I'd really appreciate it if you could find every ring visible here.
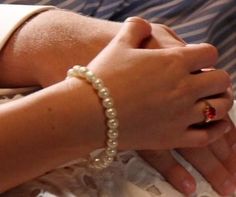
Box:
[203,101,216,123]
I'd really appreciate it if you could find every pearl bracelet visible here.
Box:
[66,65,119,170]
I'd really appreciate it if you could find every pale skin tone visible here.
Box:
[0,10,235,195]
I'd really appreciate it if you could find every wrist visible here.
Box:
[0,9,122,87]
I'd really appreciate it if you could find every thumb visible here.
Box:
[113,17,152,48]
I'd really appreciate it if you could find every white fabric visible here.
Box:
[0,4,54,51]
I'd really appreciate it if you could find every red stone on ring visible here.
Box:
[204,103,216,123]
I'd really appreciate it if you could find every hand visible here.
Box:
[179,126,236,196]
[140,116,236,196]
[136,19,236,196]
[2,10,231,149]
[139,125,236,196]
[86,17,232,150]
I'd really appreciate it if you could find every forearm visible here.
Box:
[0,9,121,87]
[0,78,106,192]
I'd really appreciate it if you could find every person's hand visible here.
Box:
[2,10,231,149]
[179,125,236,196]
[140,120,236,196]
[132,19,236,196]
[86,17,232,150]
[1,9,234,194]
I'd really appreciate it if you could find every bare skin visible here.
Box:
[0,10,235,196]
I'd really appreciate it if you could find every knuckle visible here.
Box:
[170,50,185,64]
[159,24,171,31]
[201,43,219,60]
[176,79,192,97]
[157,23,169,29]
[217,70,231,89]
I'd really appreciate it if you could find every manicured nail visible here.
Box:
[182,180,195,194]
[222,179,236,195]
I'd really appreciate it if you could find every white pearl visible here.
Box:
[98,88,109,99]
[73,65,81,70]
[105,108,117,119]
[107,129,119,139]
[107,139,118,148]
[85,70,97,82]
[92,78,104,90]
[92,157,101,166]
[78,67,88,77]
[102,154,114,164]
[66,66,119,170]
[102,97,114,108]
[107,119,119,129]
[106,147,117,157]
[91,157,104,169]
[72,65,82,75]
[67,68,77,77]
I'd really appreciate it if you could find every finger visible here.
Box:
[148,24,185,49]
[224,116,236,155]
[187,70,231,99]
[179,120,232,148]
[165,43,218,72]
[209,137,236,184]
[179,147,236,196]
[210,137,231,163]
[222,118,236,183]
[158,24,187,44]
[113,17,152,48]
[191,90,234,124]
[226,126,236,150]
[138,150,196,195]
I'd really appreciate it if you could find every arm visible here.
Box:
[0,9,121,87]
[0,8,234,196]
[0,76,108,192]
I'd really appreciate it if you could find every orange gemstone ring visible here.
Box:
[203,101,216,123]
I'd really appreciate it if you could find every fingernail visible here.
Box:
[222,179,236,195]
[182,180,195,194]
[185,44,198,47]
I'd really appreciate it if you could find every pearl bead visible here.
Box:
[92,157,101,166]
[105,108,117,119]
[92,79,104,90]
[85,70,96,82]
[107,139,118,148]
[98,88,109,99]
[102,154,114,164]
[72,65,81,74]
[73,65,80,70]
[106,147,117,157]
[102,97,113,108]
[67,68,77,77]
[107,129,119,139]
[107,119,119,129]
[92,157,105,169]
[78,67,88,77]
[66,66,119,170]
